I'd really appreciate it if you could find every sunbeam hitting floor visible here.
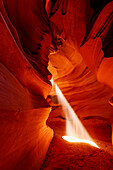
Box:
[51,79,99,148]
[41,135,113,169]
[41,79,113,169]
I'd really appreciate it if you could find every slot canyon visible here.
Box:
[0,0,113,169]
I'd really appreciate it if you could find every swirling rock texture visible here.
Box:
[0,0,113,169]
[46,0,113,168]
[0,0,53,169]
[48,0,113,121]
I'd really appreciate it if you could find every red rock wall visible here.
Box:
[0,1,53,169]
[2,0,52,81]
[48,0,113,122]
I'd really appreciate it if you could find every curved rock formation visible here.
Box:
[48,0,113,122]
[0,1,53,169]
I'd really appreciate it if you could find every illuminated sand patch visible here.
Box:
[62,136,99,148]
[51,79,99,149]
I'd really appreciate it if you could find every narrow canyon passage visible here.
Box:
[0,0,113,169]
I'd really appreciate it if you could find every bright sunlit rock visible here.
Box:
[62,136,100,148]
[50,78,54,86]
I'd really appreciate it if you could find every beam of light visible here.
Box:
[51,78,99,149]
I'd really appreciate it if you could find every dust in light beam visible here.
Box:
[51,78,99,149]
